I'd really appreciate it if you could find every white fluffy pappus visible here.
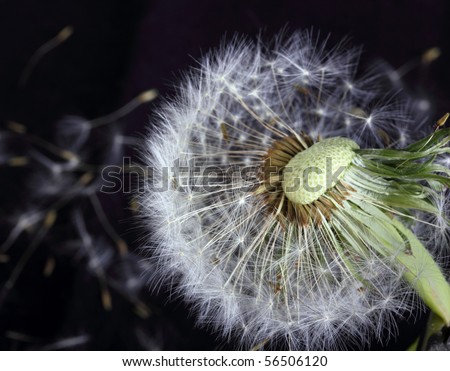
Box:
[139,31,450,350]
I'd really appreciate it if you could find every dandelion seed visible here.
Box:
[40,334,90,351]
[19,25,74,87]
[1,209,45,253]
[55,89,157,151]
[140,31,450,350]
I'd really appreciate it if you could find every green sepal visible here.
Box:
[389,218,450,326]
[347,200,450,326]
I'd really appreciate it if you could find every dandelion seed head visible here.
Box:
[140,31,450,349]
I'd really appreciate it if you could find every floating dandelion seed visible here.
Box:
[140,31,450,350]
[0,86,159,348]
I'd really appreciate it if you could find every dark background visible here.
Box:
[0,0,449,350]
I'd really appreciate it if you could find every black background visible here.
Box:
[0,0,449,350]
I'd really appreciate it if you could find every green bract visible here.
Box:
[286,128,450,326]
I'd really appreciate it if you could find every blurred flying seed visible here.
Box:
[116,238,128,256]
[90,89,158,128]
[19,25,74,86]
[421,47,441,65]
[44,210,57,228]
[7,121,27,134]
[43,257,56,277]
[134,302,151,318]
[101,286,112,312]
[7,156,28,167]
